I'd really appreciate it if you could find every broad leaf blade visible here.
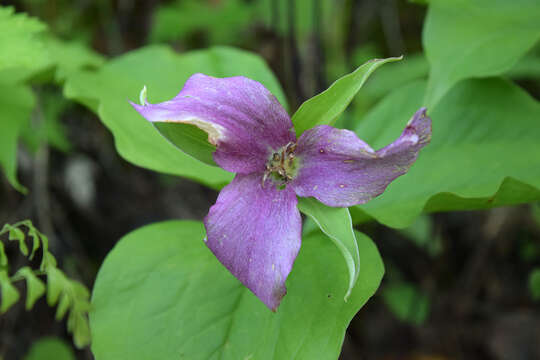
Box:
[64,45,287,188]
[353,78,540,228]
[90,220,383,360]
[423,0,540,107]
[292,56,402,136]
[297,197,360,301]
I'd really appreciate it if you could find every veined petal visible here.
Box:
[131,74,295,173]
[204,173,302,311]
[291,107,431,207]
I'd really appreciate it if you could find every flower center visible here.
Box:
[263,142,298,187]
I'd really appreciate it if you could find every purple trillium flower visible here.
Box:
[131,74,431,311]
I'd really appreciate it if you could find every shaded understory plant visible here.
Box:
[131,73,431,310]
[0,221,90,348]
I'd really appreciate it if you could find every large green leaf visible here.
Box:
[64,45,287,188]
[353,78,540,228]
[297,197,360,301]
[423,0,540,107]
[0,83,35,192]
[90,220,383,360]
[292,57,402,136]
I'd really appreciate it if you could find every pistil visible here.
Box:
[263,142,298,187]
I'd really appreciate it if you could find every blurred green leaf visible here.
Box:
[0,270,20,313]
[382,281,430,325]
[24,337,75,360]
[90,220,383,360]
[0,83,35,192]
[351,53,429,127]
[46,266,65,306]
[423,0,540,107]
[0,34,104,85]
[292,57,402,136]
[353,78,540,228]
[529,268,540,301]
[297,197,361,301]
[45,36,105,83]
[22,91,71,153]
[15,267,46,310]
[8,226,28,255]
[0,7,49,72]
[256,0,336,42]
[507,54,540,80]
[64,45,287,188]
[1,220,90,347]
[399,215,442,257]
[150,0,254,45]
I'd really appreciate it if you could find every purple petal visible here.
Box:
[204,173,302,311]
[131,74,295,174]
[291,107,431,207]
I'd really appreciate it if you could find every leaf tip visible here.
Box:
[139,85,148,106]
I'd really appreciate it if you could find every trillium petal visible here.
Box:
[291,107,431,207]
[131,74,295,173]
[204,173,302,311]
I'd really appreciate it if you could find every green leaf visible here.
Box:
[45,36,105,83]
[423,0,540,107]
[0,270,19,313]
[353,78,540,228]
[8,226,28,256]
[22,91,71,153]
[0,35,105,86]
[292,57,402,136]
[69,308,91,349]
[152,122,216,166]
[23,337,76,360]
[399,215,442,257]
[297,197,360,301]
[64,45,287,188]
[382,281,430,325]
[0,7,49,72]
[15,267,46,310]
[90,220,384,360]
[55,292,71,320]
[529,268,540,301]
[46,267,65,306]
[0,83,35,192]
